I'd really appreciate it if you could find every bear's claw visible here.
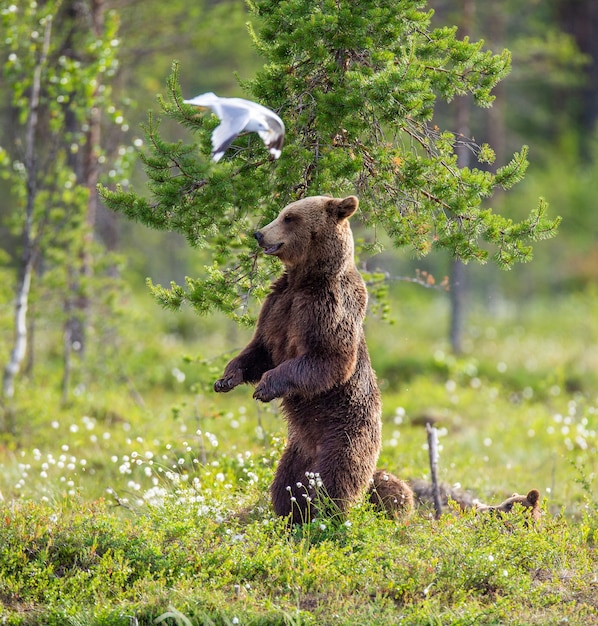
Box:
[253,383,275,402]
[214,377,235,392]
[214,367,244,393]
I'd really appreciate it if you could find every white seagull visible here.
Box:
[183,92,285,162]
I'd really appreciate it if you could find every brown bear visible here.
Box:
[476,489,541,522]
[214,195,413,523]
[409,479,541,522]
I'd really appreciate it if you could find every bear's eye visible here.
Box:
[283,214,295,224]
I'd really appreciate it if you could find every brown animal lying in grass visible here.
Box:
[376,477,542,522]
[475,489,541,522]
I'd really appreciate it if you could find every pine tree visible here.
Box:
[100,0,560,323]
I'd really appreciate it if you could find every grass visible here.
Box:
[0,285,597,625]
[1,481,596,624]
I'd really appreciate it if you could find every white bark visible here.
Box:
[3,265,33,399]
[2,17,52,408]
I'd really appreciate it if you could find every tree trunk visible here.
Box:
[449,0,474,355]
[449,258,466,355]
[1,17,52,428]
[2,263,34,399]
[557,0,598,157]
[24,297,36,378]
[61,0,104,400]
[80,0,104,342]
[483,3,506,309]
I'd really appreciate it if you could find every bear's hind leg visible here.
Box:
[313,447,378,519]
[271,441,315,524]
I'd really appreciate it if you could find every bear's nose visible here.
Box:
[254,231,263,243]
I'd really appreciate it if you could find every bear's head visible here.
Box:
[254,195,359,269]
[476,489,541,522]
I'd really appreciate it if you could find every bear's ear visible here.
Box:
[330,195,359,221]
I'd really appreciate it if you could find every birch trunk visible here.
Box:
[3,263,33,401]
[1,16,52,425]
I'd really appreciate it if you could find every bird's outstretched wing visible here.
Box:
[184,93,284,161]
[210,105,252,162]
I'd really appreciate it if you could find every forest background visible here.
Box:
[0,0,597,624]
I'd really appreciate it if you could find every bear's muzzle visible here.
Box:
[254,231,283,255]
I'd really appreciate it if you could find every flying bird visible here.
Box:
[183,92,285,162]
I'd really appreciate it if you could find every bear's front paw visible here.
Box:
[214,369,243,393]
[253,376,279,403]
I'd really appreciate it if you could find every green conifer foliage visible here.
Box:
[100,0,560,322]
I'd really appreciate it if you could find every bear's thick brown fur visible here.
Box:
[370,470,415,520]
[215,195,413,523]
[410,480,541,522]
[476,489,541,522]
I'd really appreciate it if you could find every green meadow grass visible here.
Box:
[0,287,597,625]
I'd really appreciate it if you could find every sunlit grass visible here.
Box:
[2,289,597,510]
[0,288,597,624]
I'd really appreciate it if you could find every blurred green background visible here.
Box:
[0,0,597,511]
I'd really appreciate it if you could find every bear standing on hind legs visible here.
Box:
[214,195,413,524]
